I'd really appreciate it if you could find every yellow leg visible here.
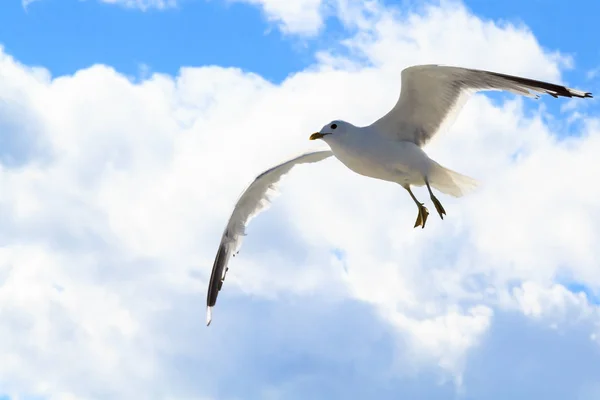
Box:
[404,185,429,229]
[426,180,446,219]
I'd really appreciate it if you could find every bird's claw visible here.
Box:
[431,196,446,219]
[414,203,429,229]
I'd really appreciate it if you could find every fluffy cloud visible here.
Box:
[229,0,327,36]
[226,0,382,37]
[1,1,600,399]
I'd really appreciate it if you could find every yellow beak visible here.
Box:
[309,132,324,140]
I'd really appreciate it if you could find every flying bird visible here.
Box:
[206,64,592,325]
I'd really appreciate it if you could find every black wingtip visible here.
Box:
[572,91,593,99]
[487,71,593,100]
[207,243,229,309]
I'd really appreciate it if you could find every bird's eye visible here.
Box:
[331,123,337,129]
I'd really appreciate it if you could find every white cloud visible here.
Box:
[1,1,600,399]
[229,0,327,36]
[224,0,383,37]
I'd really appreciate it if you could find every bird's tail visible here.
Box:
[427,162,479,198]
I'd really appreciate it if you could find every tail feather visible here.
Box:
[428,163,478,198]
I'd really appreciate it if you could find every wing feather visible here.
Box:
[371,64,592,147]
[206,150,333,326]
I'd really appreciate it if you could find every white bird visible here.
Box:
[206,64,592,325]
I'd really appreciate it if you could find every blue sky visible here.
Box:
[2,1,600,399]
[2,0,598,131]
[1,0,316,82]
[3,0,599,83]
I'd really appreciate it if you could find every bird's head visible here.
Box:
[309,120,351,142]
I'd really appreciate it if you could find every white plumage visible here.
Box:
[206,64,592,325]
[371,65,592,146]
[206,150,333,326]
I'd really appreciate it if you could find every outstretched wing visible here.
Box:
[206,150,334,326]
[371,64,592,147]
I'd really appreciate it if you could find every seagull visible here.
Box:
[206,64,592,325]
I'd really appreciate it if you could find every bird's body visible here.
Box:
[321,123,473,196]
[205,64,593,325]
[324,125,431,186]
